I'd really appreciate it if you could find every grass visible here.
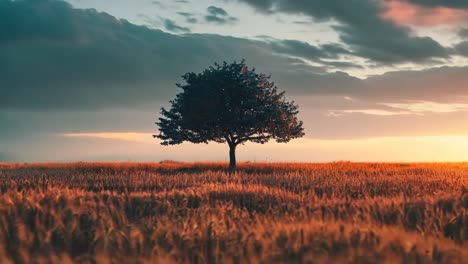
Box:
[0,162,467,263]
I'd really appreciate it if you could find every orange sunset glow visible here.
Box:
[381,0,468,26]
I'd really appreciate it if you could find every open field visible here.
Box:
[0,162,467,263]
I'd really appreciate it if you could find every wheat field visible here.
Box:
[0,162,467,263]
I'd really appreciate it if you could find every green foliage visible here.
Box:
[155,60,304,147]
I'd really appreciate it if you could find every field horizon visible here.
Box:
[3,160,468,168]
[1,162,467,263]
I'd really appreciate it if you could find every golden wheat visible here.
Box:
[0,162,467,263]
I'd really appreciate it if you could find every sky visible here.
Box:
[1,0,468,162]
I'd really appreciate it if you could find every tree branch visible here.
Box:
[224,135,232,145]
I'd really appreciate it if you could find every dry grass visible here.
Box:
[0,162,467,263]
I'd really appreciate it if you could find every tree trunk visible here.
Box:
[229,144,236,170]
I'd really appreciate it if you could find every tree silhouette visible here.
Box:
[154,60,304,169]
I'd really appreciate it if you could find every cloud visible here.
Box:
[234,0,450,64]
[62,132,152,143]
[1,0,182,110]
[406,0,468,9]
[177,12,198,24]
[382,101,468,113]
[459,28,468,38]
[2,1,468,123]
[454,41,468,56]
[163,18,191,33]
[363,66,468,102]
[279,64,468,111]
[1,0,363,111]
[205,6,238,25]
[268,40,351,60]
[264,39,361,68]
[3,0,468,162]
[207,6,228,17]
[151,1,166,9]
[328,100,468,118]
[381,0,468,27]
[328,109,414,116]
[4,1,464,109]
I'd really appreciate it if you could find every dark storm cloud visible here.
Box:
[2,0,372,111]
[234,0,450,64]
[2,0,468,113]
[205,6,238,25]
[0,0,183,110]
[163,18,191,32]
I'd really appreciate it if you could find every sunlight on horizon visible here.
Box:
[62,132,150,143]
[57,133,468,162]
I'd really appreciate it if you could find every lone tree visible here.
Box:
[154,60,304,169]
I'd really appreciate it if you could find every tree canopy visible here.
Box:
[155,60,304,169]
